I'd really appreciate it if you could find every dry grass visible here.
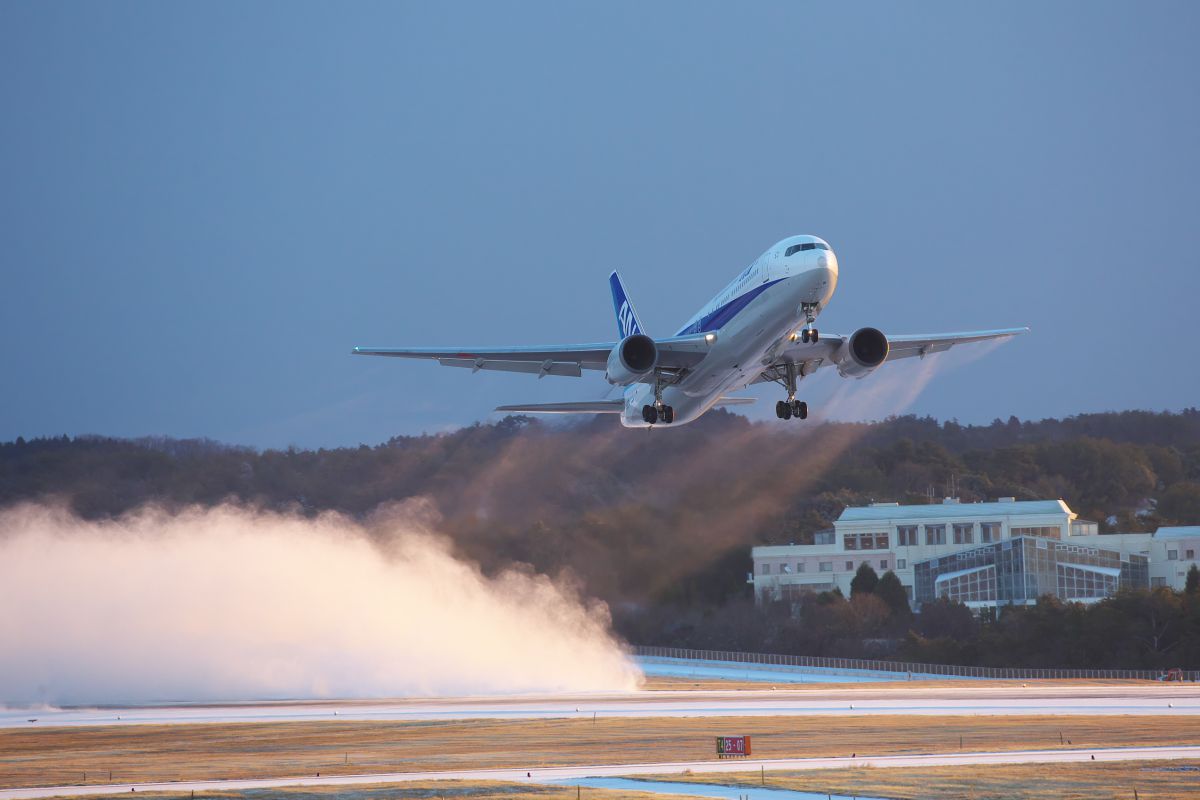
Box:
[6,715,1200,791]
[30,781,699,800]
[667,760,1200,800]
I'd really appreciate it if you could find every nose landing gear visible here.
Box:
[800,302,819,343]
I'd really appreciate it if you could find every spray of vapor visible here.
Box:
[820,337,1012,423]
[0,502,640,705]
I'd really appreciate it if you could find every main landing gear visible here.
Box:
[642,374,675,425]
[775,399,808,420]
[773,361,809,422]
[642,404,674,424]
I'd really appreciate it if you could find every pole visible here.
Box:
[761,765,765,785]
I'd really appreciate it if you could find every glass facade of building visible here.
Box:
[914,536,1150,610]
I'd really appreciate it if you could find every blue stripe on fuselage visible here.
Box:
[675,278,786,336]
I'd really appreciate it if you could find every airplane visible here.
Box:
[353,235,1027,428]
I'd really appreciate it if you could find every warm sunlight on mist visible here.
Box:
[0,501,640,705]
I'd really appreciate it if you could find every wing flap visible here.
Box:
[755,327,1028,384]
[438,358,584,378]
[354,332,717,380]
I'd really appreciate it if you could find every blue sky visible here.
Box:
[2,2,1197,448]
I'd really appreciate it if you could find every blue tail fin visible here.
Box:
[609,271,646,339]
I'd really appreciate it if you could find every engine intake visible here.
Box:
[606,334,658,385]
[836,327,890,378]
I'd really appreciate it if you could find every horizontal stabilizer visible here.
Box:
[496,400,624,415]
[713,396,756,406]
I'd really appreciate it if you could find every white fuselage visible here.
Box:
[619,235,838,428]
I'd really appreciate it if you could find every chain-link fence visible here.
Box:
[631,645,1197,681]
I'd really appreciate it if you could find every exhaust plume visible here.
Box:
[0,501,640,705]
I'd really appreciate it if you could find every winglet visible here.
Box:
[609,271,645,339]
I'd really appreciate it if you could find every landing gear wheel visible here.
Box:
[792,400,809,420]
[801,329,811,344]
[775,400,793,420]
[660,405,675,424]
[810,329,819,343]
[641,404,658,425]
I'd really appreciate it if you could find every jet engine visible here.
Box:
[605,334,658,385]
[835,327,890,378]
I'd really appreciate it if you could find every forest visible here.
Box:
[3,408,1200,667]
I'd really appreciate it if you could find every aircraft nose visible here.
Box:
[816,249,838,277]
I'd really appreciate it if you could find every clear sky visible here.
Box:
[2,2,1197,449]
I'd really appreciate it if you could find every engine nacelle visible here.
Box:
[605,334,658,385]
[835,327,890,378]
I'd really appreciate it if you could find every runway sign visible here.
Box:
[715,735,751,757]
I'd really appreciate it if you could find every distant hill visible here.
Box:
[3,409,1200,611]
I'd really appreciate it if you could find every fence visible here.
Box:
[631,644,1199,681]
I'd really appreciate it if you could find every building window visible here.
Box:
[845,533,888,551]
[819,562,832,573]
[1168,550,1179,560]
[846,561,854,571]
[981,522,1001,543]
[761,563,771,574]
[1152,577,1166,587]
[781,563,792,574]
[1188,550,1195,560]
[897,525,918,546]
[953,523,974,545]
[880,560,889,570]
[898,559,907,569]
[796,562,806,573]
[1012,526,1062,540]
[925,525,947,545]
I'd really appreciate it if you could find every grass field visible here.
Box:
[23,781,700,800]
[664,760,1200,800]
[5,715,1200,790]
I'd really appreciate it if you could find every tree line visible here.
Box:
[3,408,1200,667]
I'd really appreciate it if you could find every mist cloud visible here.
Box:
[0,501,640,705]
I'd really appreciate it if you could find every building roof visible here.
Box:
[1153,526,1200,540]
[837,499,1072,523]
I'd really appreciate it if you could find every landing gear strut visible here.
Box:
[771,361,809,422]
[642,372,675,425]
[800,303,819,343]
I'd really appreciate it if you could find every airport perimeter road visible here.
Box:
[2,746,1199,799]
[5,684,1200,728]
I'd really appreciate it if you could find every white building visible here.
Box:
[752,498,1086,604]
[1071,526,1200,590]
[753,500,1199,607]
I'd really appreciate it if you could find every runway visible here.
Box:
[2,746,1198,800]
[5,683,1199,728]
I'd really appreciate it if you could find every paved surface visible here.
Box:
[5,683,1199,728]
[3,746,1199,799]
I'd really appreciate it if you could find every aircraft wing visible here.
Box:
[352,333,716,381]
[755,327,1028,382]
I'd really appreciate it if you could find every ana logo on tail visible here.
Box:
[618,300,641,338]
[609,271,645,339]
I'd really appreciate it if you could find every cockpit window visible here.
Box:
[785,242,828,256]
